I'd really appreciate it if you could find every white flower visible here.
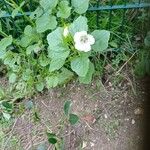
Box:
[74,31,95,52]
[63,26,69,37]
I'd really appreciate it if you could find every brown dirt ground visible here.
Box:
[0,74,147,150]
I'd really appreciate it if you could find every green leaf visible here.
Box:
[9,73,17,83]
[46,75,59,88]
[24,25,33,36]
[47,133,57,144]
[22,69,32,81]
[30,7,43,20]
[48,44,70,60]
[69,16,88,36]
[72,0,89,14]
[36,13,57,33]
[20,26,40,47]
[92,30,110,52]
[69,114,79,125]
[57,1,71,19]
[79,62,95,84]
[64,100,72,116]
[58,68,74,84]
[49,59,65,72]
[36,82,44,92]
[40,0,58,10]
[26,44,38,55]
[0,35,12,50]
[71,56,89,77]
[47,27,63,48]
[2,101,13,112]
[39,53,50,67]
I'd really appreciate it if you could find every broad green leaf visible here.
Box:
[24,25,33,36]
[57,1,71,19]
[58,68,74,84]
[71,55,89,77]
[26,43,41,55]
[0,35,12,50]
[69,16,88,36]
[92,30,110,52]
[64,100,72,116]
[49,59,65,72]
[79,62,95,84]
[30,7,43,20]
[69,114,79,125]
[36,13,57,33]
[9,73,17,83]
[20,26,40,47]
[48,44,70,60]
[20,36,32,47]
[47,27,63,48]
[39,53,50,67]
[36,82,44,92]
[46,75,59,88]
[72,0,89,14]
[40,0,58,10]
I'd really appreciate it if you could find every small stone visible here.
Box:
[131,119,135,124]
[104,114,108,119]
[134,108,143,115]
[108,82,112,87]
[90,142,94,147]
[82,141,87,149]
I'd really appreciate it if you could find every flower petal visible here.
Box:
[74,31,87,43]
[75,43,91,52]
[87,34,95,45]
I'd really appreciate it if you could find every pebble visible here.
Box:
[104,114,108,119]
[90,142,95,147]
[131,119,135,124]
[82,141,87,148]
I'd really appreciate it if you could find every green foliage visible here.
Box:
[69,114,79,125]
[46,100,79,149]
[72,0,90,14]
[57,1,71,19]
[92,30,110,52]
[64,100,72,116]
[0,0,110,99]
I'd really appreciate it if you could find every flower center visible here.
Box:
[80,35,88,44]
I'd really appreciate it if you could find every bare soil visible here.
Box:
[0,75,146,150]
